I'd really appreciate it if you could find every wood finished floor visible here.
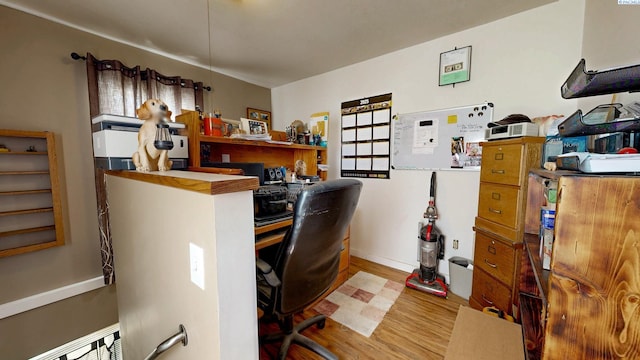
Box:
[259,256,469,359]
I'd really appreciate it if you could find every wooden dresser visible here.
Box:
[470,136,544,315]
[520,170,640,359]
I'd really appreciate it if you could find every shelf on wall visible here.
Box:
[0,129,64,257]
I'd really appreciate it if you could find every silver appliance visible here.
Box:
[485,122,539,141]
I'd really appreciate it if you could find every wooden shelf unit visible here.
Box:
[0,129,64,257]
[177,111,328,180]
[519,169,640,359]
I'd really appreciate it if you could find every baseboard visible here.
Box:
[350,249,416,273]
[0,276,105,319]
[350,249,451,284]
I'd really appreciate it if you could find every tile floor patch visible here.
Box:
[337,284,358,296]
[384,279,405,292]
[351,288,375,303]
[313,271,403,338]
[314,299,339,316]
[361,304,387,322]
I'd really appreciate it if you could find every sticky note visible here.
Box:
[448,115,457,124]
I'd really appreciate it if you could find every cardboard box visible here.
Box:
[445,306,524,360]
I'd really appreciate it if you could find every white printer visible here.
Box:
[92,114,188,170]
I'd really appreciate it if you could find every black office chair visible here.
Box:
[256,179,363,360]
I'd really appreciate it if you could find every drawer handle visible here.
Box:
[488,208,502,214]
[491,169,505,174]
[482,295,494,305]
[484,259,497,268]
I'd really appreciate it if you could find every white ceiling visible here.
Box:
[2,0,555,88]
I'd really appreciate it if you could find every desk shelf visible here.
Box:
[0,189,51,196]
[522,233,548,300]
[177,111,328,180]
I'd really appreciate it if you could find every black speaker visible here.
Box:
[264,167,283,182]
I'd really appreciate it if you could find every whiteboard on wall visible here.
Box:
[392,102,493,170]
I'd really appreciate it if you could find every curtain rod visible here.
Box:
[70,52,212,91]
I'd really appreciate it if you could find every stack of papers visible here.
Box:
[557,152,640,173]
[230,133,272,141]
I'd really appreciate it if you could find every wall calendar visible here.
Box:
[341,93,392,179]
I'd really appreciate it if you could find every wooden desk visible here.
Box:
[254,218,352,300]
[255,219,292,251]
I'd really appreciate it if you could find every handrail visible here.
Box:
[143,324,188,360]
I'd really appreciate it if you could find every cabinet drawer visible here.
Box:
[471,267,512,314]
[478,183,520,228]
[480,144,523,185]
[474,231,516,286]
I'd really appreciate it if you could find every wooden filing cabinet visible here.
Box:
[470,136,544,315]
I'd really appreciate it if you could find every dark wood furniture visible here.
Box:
[470,137,545,315]
[519,169,640,359]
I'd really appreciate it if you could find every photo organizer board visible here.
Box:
[392,102,493,170]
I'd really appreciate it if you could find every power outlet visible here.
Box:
[189,243,205,290]
[453,239,459,250]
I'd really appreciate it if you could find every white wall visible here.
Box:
[107,173,258,360]
[578,0,640,111]
[272,0,585,279]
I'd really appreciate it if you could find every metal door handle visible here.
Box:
[482,295,494,305]
[488,208,502,214]
[484,259,497,268]
[144,324,188,360]
[491,169,505,174]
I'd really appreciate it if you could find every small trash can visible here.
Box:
[448,256,473,300]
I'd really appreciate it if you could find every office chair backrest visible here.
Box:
[276,179,362,314]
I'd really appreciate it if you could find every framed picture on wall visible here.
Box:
[439,46,472,86]
[247,108,271,130]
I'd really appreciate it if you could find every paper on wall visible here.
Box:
[310,112,329,142]
[413,118,438,154]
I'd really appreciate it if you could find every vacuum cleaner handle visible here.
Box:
[430,172,436,200]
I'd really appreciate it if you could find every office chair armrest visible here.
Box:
[256,258,281,287]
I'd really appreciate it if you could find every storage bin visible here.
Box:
[449,256,473,300]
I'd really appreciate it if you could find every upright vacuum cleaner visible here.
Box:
[405,172,448,298]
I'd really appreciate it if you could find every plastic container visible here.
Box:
[448,256,473,300]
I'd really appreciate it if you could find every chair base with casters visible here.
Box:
[260,313,337,360]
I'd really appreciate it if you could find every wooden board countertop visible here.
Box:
[106,170,259,195]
